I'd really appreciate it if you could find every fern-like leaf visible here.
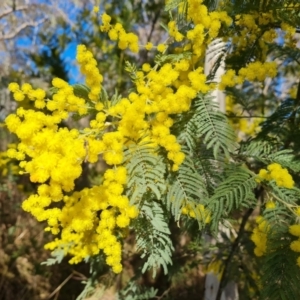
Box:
[191,145,225,196]
[267,150,300,172]
[134,200,174,277]
[239,139,274,158]
[117,280,158,300]
[269,182,300,206]
[207,165,257,231]
[124,143,166,204]
[185,93,237,158]
[260,225,300,300]
[41,247,65,266]
[257,98,294,138]
[167,155,208,222]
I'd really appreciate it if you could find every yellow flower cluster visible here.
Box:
[289,224,300,267]
[220,61,277,90]
[5,109,84,188]
[186,0,232,57]
[0,144,19,176]
[41,166,138,273]
[47,78,88,115]
[0,151,10,176]
[6,0,296,275]
[280,22,296,47]
[100,13,139,53]
[251,216,269,257]
[257,163,294,189]
[8,84,140,273]
[233,12,276,54]
[181,203,211,224]
[265,201,276,209]
[108,59,211,170]
[76,45,103,102]
[239,61,277,82]
[232,11,297,60]
[8,82,46,109]
[5,42,195,272]
[168,21,184,42]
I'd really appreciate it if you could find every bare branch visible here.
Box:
[52,5,76,28]
[0,17,48,41]
[0,5,29,20]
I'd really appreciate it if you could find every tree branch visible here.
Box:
[215,207,254,300]
[0,5,29,20]
[0,18,48,41]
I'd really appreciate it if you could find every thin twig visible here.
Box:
[0,18,48,41]
[0,5,29,19]
[156,286,172,300]
[215,207,254,300]
[46,272,74,299]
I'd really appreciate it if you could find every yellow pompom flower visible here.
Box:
[257,163,294,189]
[265,201,276,209]
[8,82,19,92]
[157,43,167,52]
[116,214,130,228]
[13,91,25,101]
[289,225,300,237]
[290,240,300,252]
[21,83,32,93]
[108,28,118,41]
[145,42,153,50]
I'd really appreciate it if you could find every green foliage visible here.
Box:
[182,93,237,158]
[239,139,274,159]
[41,248,66,266]
[125,61,138,80]
[166,155,208,223]
[117,280,158,300]
[260,225,300,300]
[268,182,300,207]
[72,84,91,100]
[258,98,295,139]
[207,165,257,230]
[266,150,300,172]
[2,0,300,299]
[124,143,166,204]
[164,0,185,11]
[134,200,174,277]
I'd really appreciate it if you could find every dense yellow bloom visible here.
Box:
[100,13,111,32]
[142,63,151,72]
[289,225,300,237]
[102,16,139,53]
[6,0,295,276]
[8,82,19,92]
[157,43,167,52]
[257,163,294,189]
[76,45,103,101]
[290,240,300,252]
[145,42,153,50]
[251,216,268,256]
[265,201,276,209]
